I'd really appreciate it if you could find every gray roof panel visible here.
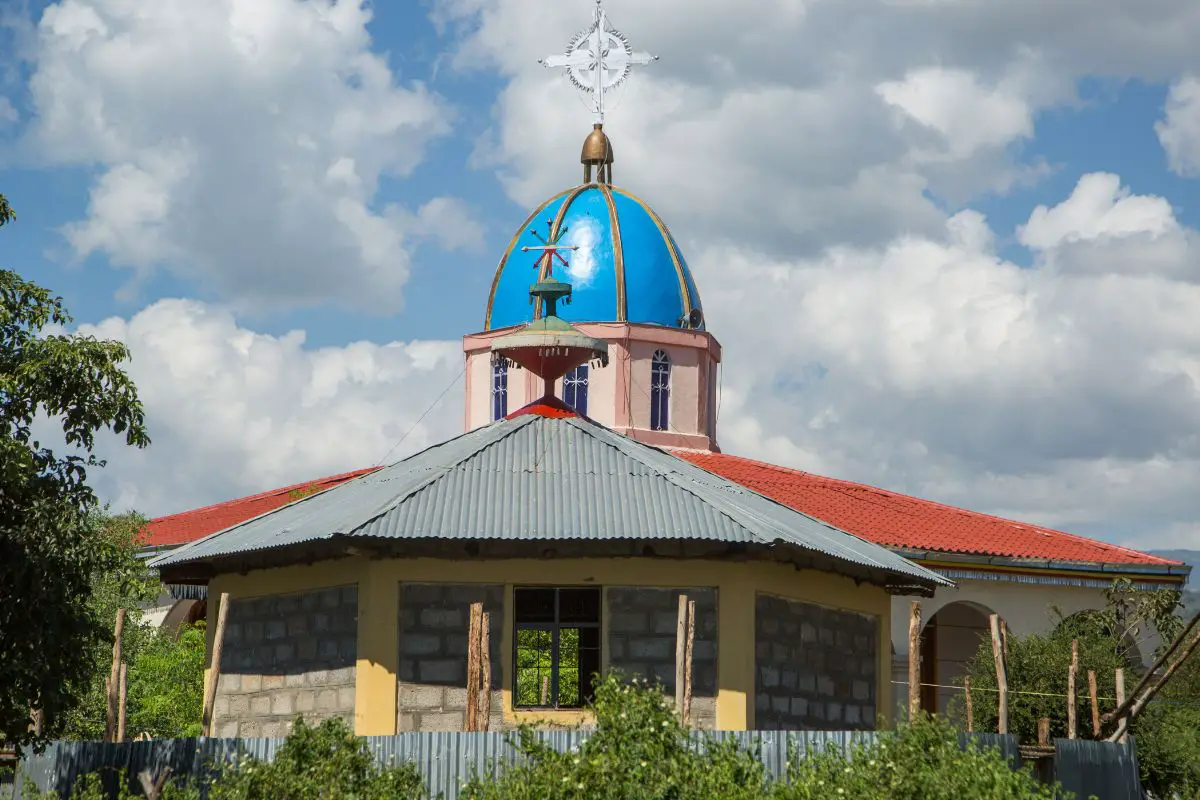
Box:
[150,414,949,588]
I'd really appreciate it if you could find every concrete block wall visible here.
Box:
[213,585,358,738]
[754,593,877,731]
[397,583,505,732]
[606,587,718,729]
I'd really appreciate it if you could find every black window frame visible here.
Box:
[512,586,602,710]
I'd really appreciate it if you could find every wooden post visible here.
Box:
[117,662,128,743]
[201,593,231,737]
[137,768,174,800]
[540,675,550,706]
[1088,670,1100,738]
[1114,623,1200,737]
[1037,717,1050,747]
[989,614,1009,734]
[908,601,922,719]
[466,602,482,731]
[106,608,126,742]
[964,676,974,733]
[479,611,492,732]
[682,599,695,726]
[675,594,689,720]
[1114,668,1126,743]
[1067,639,1078,739]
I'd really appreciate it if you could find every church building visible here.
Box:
[145,2,1189,735]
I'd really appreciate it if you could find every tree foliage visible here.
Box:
[1,192,151,749]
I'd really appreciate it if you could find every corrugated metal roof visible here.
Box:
[150,415,948,588]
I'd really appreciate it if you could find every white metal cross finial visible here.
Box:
[538,0,658,124]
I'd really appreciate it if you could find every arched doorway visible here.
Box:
[920,602,995,715]
[160,598,208,638]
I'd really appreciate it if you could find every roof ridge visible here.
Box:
[341,416,541,537]
[146,467,379,524]
[150,418,534,568]
[682,451,1179,567]
[583,422,947,585]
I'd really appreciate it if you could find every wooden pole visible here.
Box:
[1103,612,1200,727]
[1037,717,1050,747]
[682,599,695,727]
[1111,623,1200,738]
[675,594,689,720]
[1088,670,1100,738]
[964,676,974,733]
[479,611,492,732]
[466,602,482,731]
[540,675,549,706]
[201,593,231,737]
[908,601,922,720]
[989,614,1008,734]
[117,662,128,743]
[106,608,126,742]
[1114,668,1126,743]
[1067,639,1078,739]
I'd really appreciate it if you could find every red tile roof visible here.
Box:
[673,451,1178,568]
[142,468,378,547]
[141,448,1178,571]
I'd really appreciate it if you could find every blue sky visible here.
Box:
[4,0,1200,553]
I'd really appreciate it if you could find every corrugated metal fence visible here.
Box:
[1053,738,1144,800]
[9,731,1135,799]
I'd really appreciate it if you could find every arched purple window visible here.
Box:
[563,364,589,415]
[492,358,509,421]
[650,350,670,431]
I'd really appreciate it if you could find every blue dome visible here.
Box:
[485,184,704,331]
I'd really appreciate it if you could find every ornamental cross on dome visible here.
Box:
[521,221,578,281]
[539,0,658,124]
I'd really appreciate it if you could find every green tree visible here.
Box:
[55,512,159,741]
[0,191,152,749]
[125,621,207,739]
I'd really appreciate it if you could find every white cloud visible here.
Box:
[1157,75,1200,177]
[23,0,475,313]
[690,173,1200,549]
[876,66,1035,158]
[79,299,462,517]
[1018,173,1199,280]
[1020,173,1178,249]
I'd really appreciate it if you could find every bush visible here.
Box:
[776,714,1058,800]
[460,673,769,800]
[205,717,425,800]
[461,673,1057,800]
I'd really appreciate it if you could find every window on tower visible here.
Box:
[563,364,589,415]
[650,350,670,431]
[513,586,602,709]
[492,358,509,421]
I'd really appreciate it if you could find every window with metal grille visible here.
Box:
[513,587,601,709]
[563,364,589,416]
[650,349,670,431]
[492,358,508,421]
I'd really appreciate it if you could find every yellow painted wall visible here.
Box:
[206,557,892,735]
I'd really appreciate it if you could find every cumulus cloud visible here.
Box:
[876,66,1035,159]
[23,0,477,313]
[692,173,1200,547]
[1157,75,1200,177]
[78,300,463,517]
